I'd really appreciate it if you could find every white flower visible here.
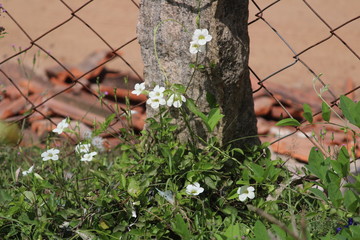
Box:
[131,82,145,96]
[237,186,255,202]
[186,182,204,196]
[52,118,69,134]
[192,29,212,45]
[59,221,70,229]
[22,165,34,176]
[156,188,175,205]
[167,93,186,108]
[91,136,105,152]
[75,143,91,154]
[189,40,205,54]
[81,151,97,162]
[41,148,60,161]
[148,85,165,99]
[82,130,93,139]
[147,96,166,109]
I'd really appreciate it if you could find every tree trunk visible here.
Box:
[137,0,260,149]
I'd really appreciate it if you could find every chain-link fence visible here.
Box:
[0,0,359,159]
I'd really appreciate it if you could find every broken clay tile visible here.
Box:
[257,117,273,135]
[254,96,274,116]
[0,97,27,119]
[45,95,111,126]
[323,131,354,145]
[101,71,142,89]
[19,129,41,146]
[270,135,315,163]
[77,50,114,79]
[45,64,73,78]
[0,98,11,116]
[344,78,355,100]
[91,84,147,102]
[128,112,146,130]
[31,118,62,137]
[18,78,52,94]
[3,84,29,99]
[0,62,46,86]
[103,137,123,149]
[270,105,297,120]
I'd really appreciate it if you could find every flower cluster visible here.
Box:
[132,83,186,110]
[75,142,98,162]
[43,118,102,162]
[189,29,212,54]
[183,183,256,202]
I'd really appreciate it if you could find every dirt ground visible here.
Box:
[1,0,359,99]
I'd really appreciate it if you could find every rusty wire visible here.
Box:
[0,0,358,152]
[249,0,359,152]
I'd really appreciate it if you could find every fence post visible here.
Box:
[137,0,260,149]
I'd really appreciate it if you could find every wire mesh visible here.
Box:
[0,0,358,157]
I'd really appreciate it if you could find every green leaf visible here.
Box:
[207,108,224,132]
[248,162,265,183]
[206,92,217,108]
[331,146,350,178]
[321,102,331,122]
[308,188,328,202]
[227,188,240,200]
[119,174,127,190]
[186,99,208,124]
[271,224,287,240]
[302,103,313,123]
[276,118,301,127]
[0,189,12,202]
[253,220,270,240]
[99,220,110,230]
[344,190,358,212]
[327,182,343,208]
[306,147,328,181]
[23,191,36,203]
[204,176,217,190]
[127,178,142,198]
[173,84,186,94]
[171,214,192,240]
[223,222,245,239]
[339,95,360,128]
[91,113,116,136]
[349,225,360,238]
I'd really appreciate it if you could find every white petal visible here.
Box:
[238,194,247,202]
[198,39,207,45]
[247,186,255,192]
[181,95,186,102]
[159,98,166,105]
[167,95,174,106]
[201,29,208,35]
[151,102,160,109]
[193,29,201,37]
[247,192,255,199]
[173,100,182,108]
